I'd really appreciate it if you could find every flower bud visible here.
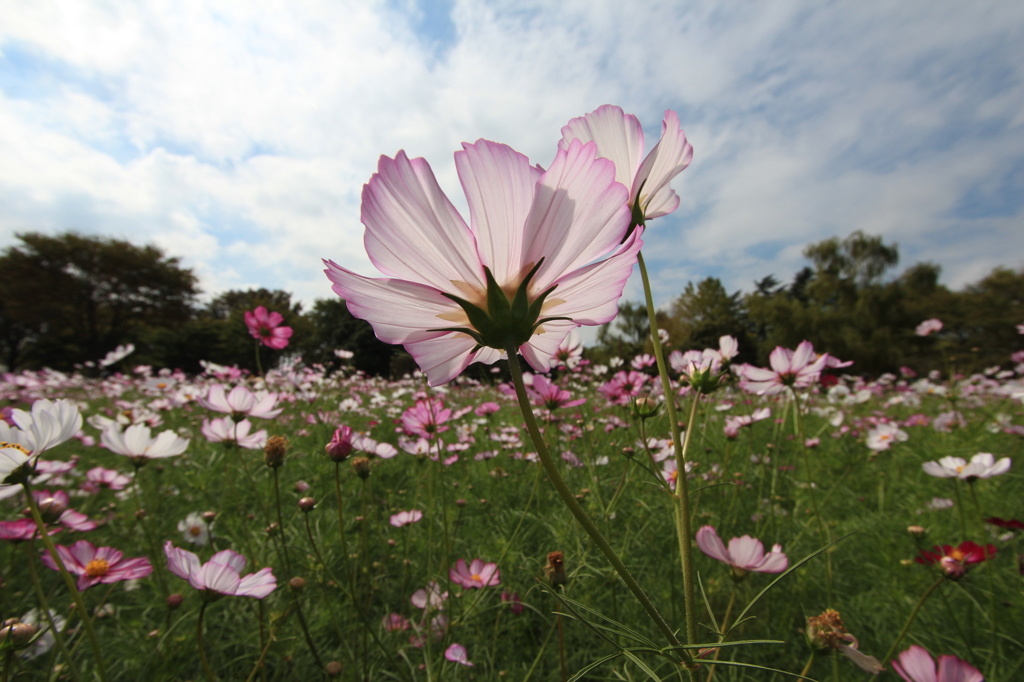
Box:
[134,508,147,520]
[37,496,66,524]
[0,622,37,649]
[325,661,343,677]
[325,426,353,462]
[289,577,306,591]
[298,497,316,512]
[629,396,663,421]
[351,457,371,480]
[906,525,927,538]
[264,435,288,468]
[545,551,567,587]
[166,593,184,610]
[294,480,311,493]
[202,511,217,522]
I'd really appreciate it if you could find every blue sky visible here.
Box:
[1,1,1022,337]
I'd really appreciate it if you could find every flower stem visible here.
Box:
[637,250,699,654]
[882,577,944,664]
[504,343,688,664]
[24,541,83,682]
[23,483,107,682]
[197,601,216,682]
[254,340,264,377]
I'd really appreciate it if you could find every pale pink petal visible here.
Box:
[404,333,480,387]
[790,341,817,372]
[768,347,795,374]
[922,461,955,478]
[633,110,692,219]
[728,535,766,570]
[109,556,153,581]
[199,561,241,594]
[361,151,483,291]
[936,654,982,682]
[210,549,247,575]
[753,550,788,574]
[226,386,256,414]
[559,105,645,196]
[164,542,201,582]
[837,644,884,675]
[893,645,937,682]
[455,140,542,286]
[236,567,277,599]
[68,540,97,568]
[695,526,732,564]
[523,139,631,291]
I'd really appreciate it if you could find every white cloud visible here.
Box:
[0,0,1022,327]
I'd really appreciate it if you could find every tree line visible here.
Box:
[2,231,1021,378]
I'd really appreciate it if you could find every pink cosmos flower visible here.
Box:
[325,426,354,461]
[390,509,423,527]
[922,453,1011,481]
[199,385,282,420]
[245,306,294,350]
[164,541,276,599]
[501,591,524,615]
[915,541,995,580]
[81,467,131,493]
[527,375,586,412]
[696,526,788,577]
[324,138,642,386]
[865,422,909,451]
[411,582,448,611]
[31,489,98,532]
[735,341,829,395]
[915,319,943,337]
[450,558,501,589]
[474,402,501,417]
[41,540,152,591]
[401,398,451,439]
[552,330,583,369]
[891,645,982,682]
[560,105,693,225]
[445,643,473,667]
[382,613,410,632]
[200,417,268,449]
[0,518,59,542]
[598,370,650,405]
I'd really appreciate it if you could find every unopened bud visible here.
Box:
[265,522,280,535]
[289,577,306,591]
[455,499,466,508]
[907,525,927,538]
[37,496,66,523]
[166,593,184,610]
[202,511,217,522]
[298,497,316,512]
[351,457,371,479]
[325,661,343,676]
[294,480,311,493]
[326,426,353,462]
[0,622,37,649]
[134,508,147,520]
[264,435,288,468]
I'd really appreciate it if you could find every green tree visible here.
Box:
[0,232,198,370]
[666,277,751,358]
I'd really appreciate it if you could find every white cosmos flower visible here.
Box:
[0,399,83,455]
[101,423,189,463]
[922,453,1011,481]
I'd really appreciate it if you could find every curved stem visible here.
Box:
[882,577,944,664]
[23,483,107,682]
[197,601,216,682]
[504,343,687,663]
[638,251,699,655]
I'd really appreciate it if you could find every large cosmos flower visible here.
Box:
[560,105,693,225]
[696,525,788,577]
[324,138,641,386]
[922,453,1011,481]
[891,645,982,682]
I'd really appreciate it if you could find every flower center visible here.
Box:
[956,465,964,473]
[0,442,30,455]
[471,573,483,582]
[86,558,110,577]
[949,548,966,562]
[189,525,203,536]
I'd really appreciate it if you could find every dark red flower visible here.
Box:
[916,541,995,579]
[985,517,1024,530]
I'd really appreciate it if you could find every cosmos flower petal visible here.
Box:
[892,645,937,682]
[543,230,643,326]
[922,461,955,478]
[936,654,983,682]
[455,140,542,286]
[236,567,277,599]
[695,526,732,564]
[199,561,241,594]
[361,151,483,291]
[523,139,631,290]
[559,104,645,195]
[210,549,247,575]
[728,535,765,569]
[632,110,693,219]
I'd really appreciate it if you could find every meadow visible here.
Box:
[0,332,1021,682]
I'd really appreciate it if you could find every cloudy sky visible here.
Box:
[2,0,1023,322]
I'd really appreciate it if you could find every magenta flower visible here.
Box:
[696,526,788,577]
[382,613,410,632]
[527,375,586,412]
[164,541,276,599]
[401,398,451,439]
[598,370,650,405]
[501,591,525,615]
[82,467,131,493]
[450,558,501,589]
[445,643,473,667]
[199,385,282,420]
[40,540,152,591]
[324,138,641,386]
[892,645,982,682]
[736,341,830,395]
[474,402,501,417]
[560,105,693,225]
[0,518,58,542]
[31,489,98,532]
[245,306,293,350]
[390,509,423,527]
[325,426,354,461]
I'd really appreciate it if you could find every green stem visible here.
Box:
[254,341,264,378]
[504,343,688,664]
[882,577,944,664]
[23,483,107,682]
[243,605,294,682]
[638,250,699,658]
[197,601,216,682]
[24,541,82,682]
[793,399,834,606]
